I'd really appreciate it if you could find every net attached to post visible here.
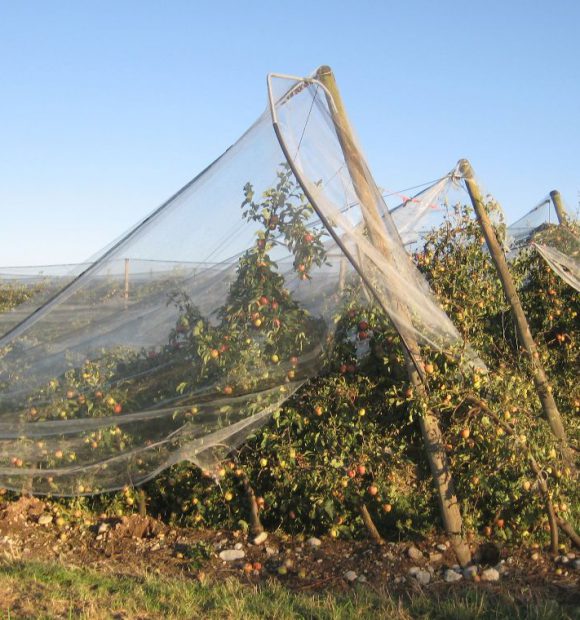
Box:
[506,196,580,292]
[0,68,480,496]
[388,174,459,251]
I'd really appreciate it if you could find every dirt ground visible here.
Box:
[0,497,578,606]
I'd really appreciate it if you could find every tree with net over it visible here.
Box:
[1,68,578,564]
[0,164,336,497]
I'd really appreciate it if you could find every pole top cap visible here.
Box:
[315,65,333,79]
[457,159,474,179]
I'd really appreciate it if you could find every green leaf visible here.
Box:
[323,499,335,519]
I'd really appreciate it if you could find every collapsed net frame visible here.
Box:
[0,68,479,496]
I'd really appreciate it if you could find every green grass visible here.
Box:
[0,560,577,620]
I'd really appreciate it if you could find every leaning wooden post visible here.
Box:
[458,160,572,461]
[549,190,568,225]
[317,66,471,566]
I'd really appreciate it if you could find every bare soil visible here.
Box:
[0,496,578,606]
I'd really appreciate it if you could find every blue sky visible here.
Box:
[1,1,578,265]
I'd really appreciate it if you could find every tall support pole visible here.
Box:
[316,66,471,566]
[458,160,572,462]
[549,190,568,225]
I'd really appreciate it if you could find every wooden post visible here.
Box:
[316,66,471,566]
[549,190,567,225]
[137,489,147,517]
[458,160,572,461]
[124,258,130,303]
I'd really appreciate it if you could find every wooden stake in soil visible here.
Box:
[458,160,572,462]
[316,66,471,566]
[549,190,568,225]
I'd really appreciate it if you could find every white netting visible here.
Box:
[533,236,580,292]
[0,68,480,496]
[369,167,580,296]
[507,197,560,249]
[507,194,580,292]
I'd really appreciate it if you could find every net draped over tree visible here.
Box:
[0,70,481,496]
[377,171,580,294]
[506,197,580,293]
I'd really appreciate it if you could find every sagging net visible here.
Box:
[0,69,478,496]
[372,167,580,297]
[506,196,580,292]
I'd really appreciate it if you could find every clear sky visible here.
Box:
[1,0,578,266]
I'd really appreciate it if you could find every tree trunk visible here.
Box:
[242,475,264,536]
[359,503,384,544]
[137,489,147,517]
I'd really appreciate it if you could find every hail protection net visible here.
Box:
[388,174,460,251]
[0,68,478,496]
[507,196,580,292]
[0,263,89,337]
[269,76,476,357]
